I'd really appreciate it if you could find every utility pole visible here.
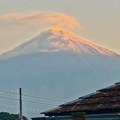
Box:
[19,88,23,120]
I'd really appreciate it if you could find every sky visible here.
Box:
[0,0,120,118]
[0,0,120,54]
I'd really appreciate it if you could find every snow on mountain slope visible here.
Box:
[0,27,119,59]
[0,28,120,117]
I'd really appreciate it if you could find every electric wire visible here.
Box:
[0,103,41,112]
[0,90,66,102]
[0,95,58,106]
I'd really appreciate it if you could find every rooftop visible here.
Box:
[42,83,120,116]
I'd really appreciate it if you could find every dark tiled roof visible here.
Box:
[42,83,120,116]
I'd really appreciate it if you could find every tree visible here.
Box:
[0,112,28,120]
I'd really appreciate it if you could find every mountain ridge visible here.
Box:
[0,28,119,59]
[0,28,120,117]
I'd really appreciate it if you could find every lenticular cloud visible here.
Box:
[0,12,80,30]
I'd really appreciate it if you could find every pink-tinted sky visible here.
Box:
[0,0,120,54]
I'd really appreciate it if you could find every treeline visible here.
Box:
[0,112,28,120]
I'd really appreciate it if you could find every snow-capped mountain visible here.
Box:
[0,28,120,117]
[0,27,118,59]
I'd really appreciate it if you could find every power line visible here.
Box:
[0,88,60,119]
[0,95,19,101]
[0,90,66,102]
[0,95,58,106]
[0,90,18,95]
[0,103,42,112]
[23,94,66,102]
[23,99,57,106]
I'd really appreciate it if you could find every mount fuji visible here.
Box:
[0,27,120,117]
[0,27,118,58]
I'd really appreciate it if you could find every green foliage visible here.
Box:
[0,112,28,120]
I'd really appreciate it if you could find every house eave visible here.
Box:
[43,108,120,117]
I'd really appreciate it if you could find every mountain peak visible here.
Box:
[0,28,119,59]
[43,27,118,56]
[50,26,69,32]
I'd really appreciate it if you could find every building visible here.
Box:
[32,82,120,120]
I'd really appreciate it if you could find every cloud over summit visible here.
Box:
[0,11,81,54]
[0,12,80,29]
